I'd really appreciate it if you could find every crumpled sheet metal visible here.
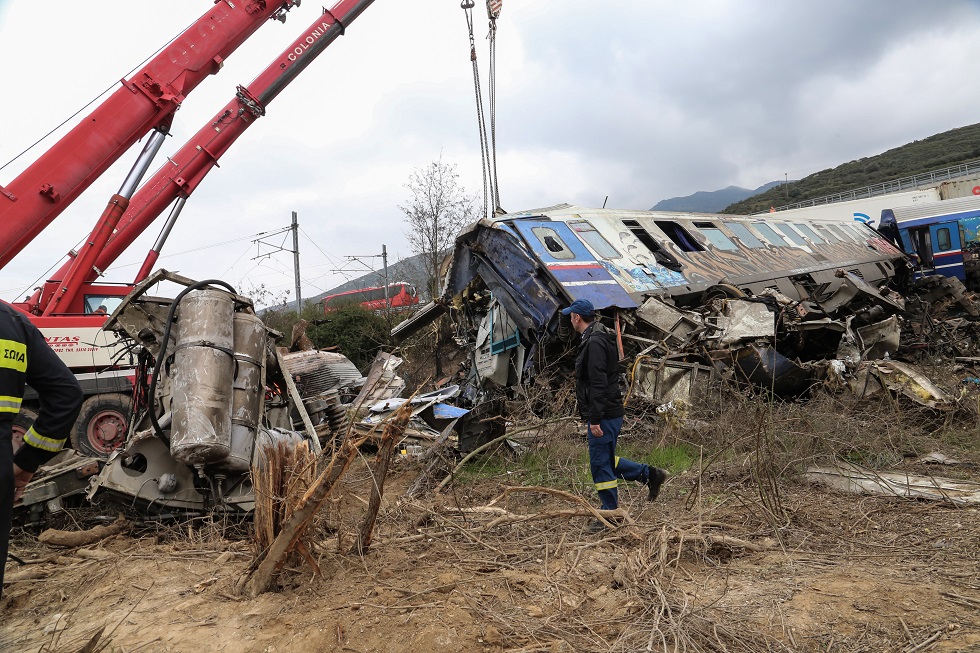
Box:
[870,360,951,408]
[282,349,365,398]
[806,461,980,505]
[635,297,704,348]
[352,351,405,408]
[714,299,775,347]
[631,357,713,404]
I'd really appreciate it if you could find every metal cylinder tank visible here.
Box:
[170,289,235,466]
[219,312,267,473]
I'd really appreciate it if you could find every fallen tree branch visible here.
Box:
[37,514,128,548]
[350,407,405,555]
[242,404,411,596]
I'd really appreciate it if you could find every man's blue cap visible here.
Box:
[561,298,595,317]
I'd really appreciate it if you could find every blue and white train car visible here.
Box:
[881,195,980,289]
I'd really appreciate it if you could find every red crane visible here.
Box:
[9,0,377,458]
[23,0,376,317]
[0,0,303,270]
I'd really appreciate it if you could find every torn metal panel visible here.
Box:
[281,350,364,397]
[443,222,560,335]
[635,297,704,348]
[390,301,446,343]
[631,357,714,404]
[816,270,905,316]
[712,299,775,347]
[869,360,951,408]
[352,351,405,407]
[806,461,980,505]
[853,315,900,361]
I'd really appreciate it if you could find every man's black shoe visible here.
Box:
[647,467,667,501]
[586,519,607,534]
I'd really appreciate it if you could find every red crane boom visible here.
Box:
[0,0,301,270]
[26,0,376,315]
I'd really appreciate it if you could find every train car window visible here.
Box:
[753,222,788,246]
[824,224,850,242]
[936,227,952,251]
[693,222,739,251]
[653,220,705,252]
[793,223,824,244]
[621,219,684,270]
[724,222,764,248]
[813,224,839,243]
[531,227,575,259]
[568,220,621,259]
[775,224,807,246]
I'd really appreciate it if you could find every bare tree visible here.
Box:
[400,157,478,299]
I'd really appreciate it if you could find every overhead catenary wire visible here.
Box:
[462,1,503,219]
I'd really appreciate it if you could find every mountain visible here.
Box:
[652,181,784,213]
[724,122,980,215]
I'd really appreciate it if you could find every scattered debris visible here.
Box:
[806,461,980,505]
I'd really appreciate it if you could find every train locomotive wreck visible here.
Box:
[19,271,322,517]
[396,204,971,406]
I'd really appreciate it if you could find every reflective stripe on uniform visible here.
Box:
[595,479,619,490]
[0,395,23,413]
[23,426,65,453]
[0,339,27,372]
[614,456,620,468]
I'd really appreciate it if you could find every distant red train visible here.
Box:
[321,282,419,313]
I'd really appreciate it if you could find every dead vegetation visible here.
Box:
[3,387,980,652]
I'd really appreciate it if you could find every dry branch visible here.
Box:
[350,406,405,554]
[243,404,412,596]
[37,514,128,548]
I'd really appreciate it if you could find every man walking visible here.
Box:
[1,300,83,596]
[562,298,666,531]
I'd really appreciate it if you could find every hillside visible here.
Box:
[652,181,783,213]
[724,122,980,214]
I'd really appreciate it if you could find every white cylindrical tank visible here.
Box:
[219,312,267,473]
[170,289,235,466]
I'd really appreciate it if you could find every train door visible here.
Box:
[928,221,965,280]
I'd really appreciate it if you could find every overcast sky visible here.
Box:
[2,0,980,307]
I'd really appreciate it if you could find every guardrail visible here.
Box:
[775,159,980,211]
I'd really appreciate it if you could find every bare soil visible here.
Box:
[2,416,979,653]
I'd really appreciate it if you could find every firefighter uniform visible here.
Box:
[1,301,83,595]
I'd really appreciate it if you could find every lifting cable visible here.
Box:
[462,1,503,218]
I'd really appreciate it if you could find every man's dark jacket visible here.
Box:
[574,321,625,425]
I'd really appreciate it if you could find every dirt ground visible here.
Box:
[2,428,979,653]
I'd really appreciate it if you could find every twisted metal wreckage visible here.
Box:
[17,204,980,518]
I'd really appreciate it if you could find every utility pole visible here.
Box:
[292,211,302,313]
[785,173,789,200]
[382,244,390,311]
[250,212,303,312]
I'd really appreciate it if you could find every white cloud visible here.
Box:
[3,0,980,303]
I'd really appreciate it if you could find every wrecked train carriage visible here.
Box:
[394,204,911,399]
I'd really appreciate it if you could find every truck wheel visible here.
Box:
[12,407,39,454]
[71,394,131,458]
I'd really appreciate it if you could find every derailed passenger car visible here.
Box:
[395,203,967,404]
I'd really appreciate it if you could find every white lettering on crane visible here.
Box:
[286,21,333,62]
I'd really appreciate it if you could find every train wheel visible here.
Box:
[701,283,747,303]
[71,394,131,458]
[11,407,38,454]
